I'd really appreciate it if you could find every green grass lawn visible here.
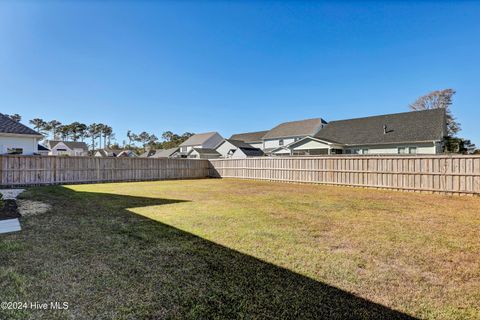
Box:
[1,179,479,319]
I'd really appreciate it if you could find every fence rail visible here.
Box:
[209,155,480,195]
[0,155,210,186]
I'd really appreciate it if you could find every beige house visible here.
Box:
[272,109,446,155]
[47,141,89,156]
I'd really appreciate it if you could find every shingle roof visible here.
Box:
[151,148,179,158]
[96,149,124,157]
[223,139,254,148]
[230,130,268,143]
[314,109,446,146]
[179,132,218,147]
[0,113,43,136]
[238,147,264,157]
[191,148,220,155]
[47,140,89,151]
[37,144,50,151]
[262,118,326,140]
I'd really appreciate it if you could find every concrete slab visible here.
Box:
[0,218,21,234]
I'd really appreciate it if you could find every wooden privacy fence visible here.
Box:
[209,155,480,195]
[0,155,210,186]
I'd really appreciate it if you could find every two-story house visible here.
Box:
[178,132,224,159]
[260,118,327,155]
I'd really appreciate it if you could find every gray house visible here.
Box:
[216,139,263,158]
[272,109,447,155]
[179,132,224,158]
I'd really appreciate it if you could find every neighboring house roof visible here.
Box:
[219,139,254,149]
[230,130,268,143]
[262,118,326,140]
[37,144,50,151]
[190,148,220,156]
[151,148,179,158]
[314,109,446,146]
[96,149,124,157]
[117,150,137,157]
[140,149,156,157]
[47,140,89,151]
[179,132,219,147]
[0,113,43,137]
[237,147,264,157]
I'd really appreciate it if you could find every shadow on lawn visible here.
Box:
[22,186,417,319]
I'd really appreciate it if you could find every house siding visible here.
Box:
[0,135,39,155]
[346,142,438,155]
[216,141,237,158]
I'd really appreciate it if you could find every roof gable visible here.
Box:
[262,118,326,140]
[315,109,446,145]
[0,113,43,137]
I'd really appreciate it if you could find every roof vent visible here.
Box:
[383,125,387,134]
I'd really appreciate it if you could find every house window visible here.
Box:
[409,147,417,154]
[279,139,284,146]
[7,148,23,155]
[181,146,187,153]
[361,149,369,155]
[398,147,407,154]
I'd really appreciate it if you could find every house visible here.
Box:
[150,148,180,158]
[140,149,156,157]
[187,148,221,159]
[273,109,447,155]
[231,146,264,159]
[47,141,89,156]
[0,113,43,155]
[230,130,268,149]
[261,118,327,154]
[37,145,50,156]
[117,150,137,157]
[178,132,224,157]
[216,139,260,158]
[94,149,124,157]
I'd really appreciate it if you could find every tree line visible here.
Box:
[4,114,194,152]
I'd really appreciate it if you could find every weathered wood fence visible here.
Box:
[0,155,210,186]
[209,155,480,195]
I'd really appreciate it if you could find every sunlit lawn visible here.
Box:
[1,179,479,319]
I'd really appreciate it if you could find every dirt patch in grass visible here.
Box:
[16,200,51,217]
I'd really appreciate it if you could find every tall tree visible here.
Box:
[87,123,102,151]
[409,89,460,136]
[29,118,47,133]
[47,120,62,140]
[127,130,136,147]
[101,125,113,148]
[8,114,22,122]
[69,122,87,142]
[137,131,151,148]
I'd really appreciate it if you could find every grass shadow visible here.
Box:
[2,185,417,319]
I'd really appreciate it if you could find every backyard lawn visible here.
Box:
[1,179,479,319]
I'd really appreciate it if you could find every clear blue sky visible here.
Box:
[1,1,479,145]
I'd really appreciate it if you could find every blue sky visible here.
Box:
[0,1,479,145]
